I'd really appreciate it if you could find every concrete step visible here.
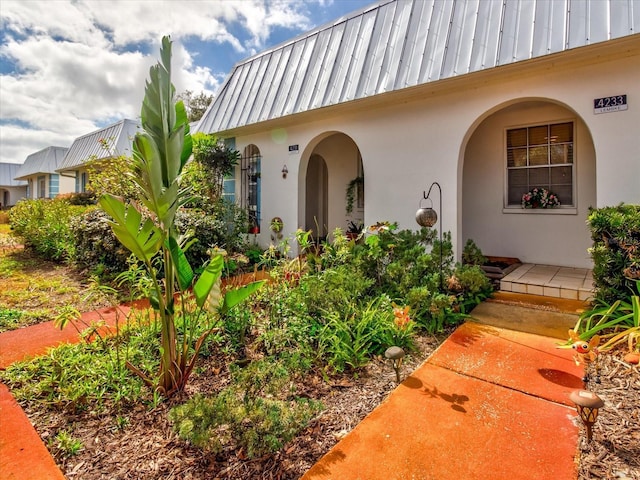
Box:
[469,292,590,340]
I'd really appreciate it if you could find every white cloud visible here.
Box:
[0,0,324,164]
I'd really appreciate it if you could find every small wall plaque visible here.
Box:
[594,95,627,114]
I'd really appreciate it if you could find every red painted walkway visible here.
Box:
[0,303,139,480]
[302,322,584,480]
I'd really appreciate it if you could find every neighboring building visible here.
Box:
[0,163,27,208]
[196,0,640,269]
[14,146,72,199]
[56,119,139,193]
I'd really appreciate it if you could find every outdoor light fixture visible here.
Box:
[416,181,443,291]
[385,346,405,384]
[282,164,288,179]
[570,389,605,443]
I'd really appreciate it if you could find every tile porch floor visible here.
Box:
[499,264,594,301]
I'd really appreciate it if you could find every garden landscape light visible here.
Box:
[385,346,405,384]
[570,389,604,443]
[416,181,443,291]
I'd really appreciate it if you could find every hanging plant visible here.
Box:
[345,176,364,215]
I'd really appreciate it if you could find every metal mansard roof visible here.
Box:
[57,119,140,172]
[15,146,69,180]
[198,0,639,135]
[0,163,27,187]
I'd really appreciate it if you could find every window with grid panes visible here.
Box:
[506,122,574,207]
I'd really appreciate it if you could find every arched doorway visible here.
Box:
[301,132,364,240]
[461,100,596,268]
[305,154,328,239]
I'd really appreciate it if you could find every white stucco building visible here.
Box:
[56,119,139,193]
[0,163,27,208]
[14,146,73,199]
[196,0,640,269]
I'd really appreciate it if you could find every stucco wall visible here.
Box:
[227,41,639,267]
[23,174,74,199]
[1,186,26,207]
[58,174,75,197]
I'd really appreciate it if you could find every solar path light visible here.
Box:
[385,346,405,384]
[570,389,605,443]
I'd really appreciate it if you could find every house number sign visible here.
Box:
[593,94,627,114]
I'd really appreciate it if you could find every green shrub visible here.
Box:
[69,202,251,277]
[66,192,97,206]
[448,264,493,313]
[354,224,453,301]
[462,239,487,266]
[70,208,131,274]
[587,204,640,302]
[318,295,415,372]
[254,280,317,365]
[170,359,322,457]
[175,201,249,270]
[9,198,87,260]
[299,265,374,319]
[171,391,321,457]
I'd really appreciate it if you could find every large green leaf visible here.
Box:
[221,280,266,314]
[167,236,194,291]
[132,136,163,211]
[193,255,224,309]
[175,101,192,168]
[99,194,162,263]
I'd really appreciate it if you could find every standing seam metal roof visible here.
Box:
[15,146,69,180]
[0,163,27,187]
[197,0,639,135]
[57,119,140,172]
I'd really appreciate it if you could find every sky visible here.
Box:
[0,0,373,165]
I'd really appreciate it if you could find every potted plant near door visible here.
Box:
[346,220,364,241]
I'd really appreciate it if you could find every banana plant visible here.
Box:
[99,36,263,396]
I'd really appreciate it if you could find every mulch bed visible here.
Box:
[577,349,639,480]
[21,334,448,480]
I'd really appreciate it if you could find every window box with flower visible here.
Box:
[521,188,560,209]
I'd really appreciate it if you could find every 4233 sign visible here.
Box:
[593,94,627,114]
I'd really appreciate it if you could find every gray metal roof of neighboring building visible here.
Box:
[197,0,640,135]
[15,146,69,180]
[0,163,27,187]
[57,119,140,172]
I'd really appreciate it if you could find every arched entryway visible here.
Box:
[305,154,328,239]
[300,132,364,240]
[460,100,596,269]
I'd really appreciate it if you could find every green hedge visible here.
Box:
[9,198,88,260]
[70,208,131,274]
[70,202,250,275]
[587,204,640,302]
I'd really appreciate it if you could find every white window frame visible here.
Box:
[503,119,577,215]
